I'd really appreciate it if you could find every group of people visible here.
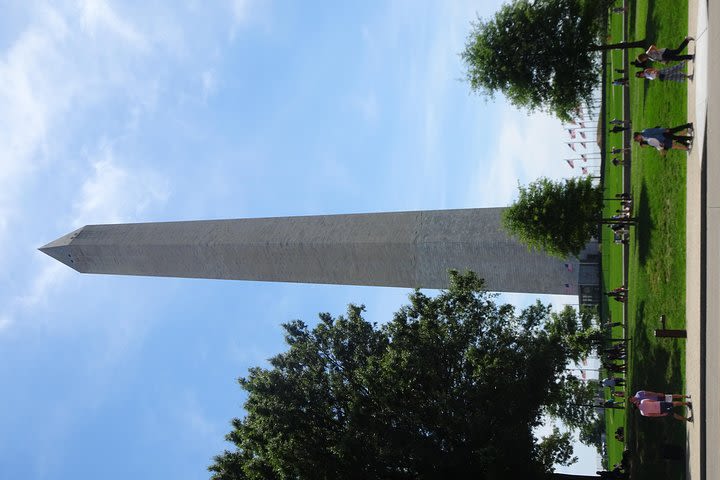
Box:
[613,37,695,86]
[605,285,628,303]
[606,194,633,245]
[609,37,696,155]
[629,390,693,422]
[602,383,693,422]
[632,38,696,153]
[634,37,695,82]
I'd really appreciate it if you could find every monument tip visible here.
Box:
[39,227,85,271]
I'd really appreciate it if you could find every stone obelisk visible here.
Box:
[40,208,578,295]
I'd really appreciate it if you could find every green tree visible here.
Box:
[502,176,604,258]
[210,272,584,480]
[545,376,601,432]
[541,306,602,444]
[547,305,603,361]
[461,0,644,119]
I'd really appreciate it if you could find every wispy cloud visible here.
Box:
[201,69,218,102]
[0,0,171,332]
[0,314,12,332]
[0,6,71,248]
[467,109,581,208]
[230,0,252,24]
[73,145,170,227]
[78,0,147,50]
[228,0,268,39]
[1,145,169,332]
[177,391,220,441]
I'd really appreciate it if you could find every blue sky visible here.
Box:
[0,1,603,478]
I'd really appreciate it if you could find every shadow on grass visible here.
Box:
[644,0,656,44]
[637,0,656,102]
[636,180,654,265]
[628,299,687,479]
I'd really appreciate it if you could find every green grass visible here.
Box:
[601,0,689,478]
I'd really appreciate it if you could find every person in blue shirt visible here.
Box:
[633,123,693,153]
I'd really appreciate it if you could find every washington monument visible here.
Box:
[40,207,582,295]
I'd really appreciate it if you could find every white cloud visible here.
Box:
[0,146,169,331]
[467,109,597,208]
[0,6,71,246]
[0,1,162,257]
[17,263,69,310]
[0,314,12,332]
[73,145,170,227]
[0,2,177,333]
[228,0,268,39]
[201,69,217,101]
[78,0,147,50]
[230,0,252,23]
[178,392,218,440]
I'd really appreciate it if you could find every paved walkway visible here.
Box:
[686,0,716,479]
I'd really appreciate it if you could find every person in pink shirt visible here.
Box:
[629,390,691,403]
[635,398,692,421]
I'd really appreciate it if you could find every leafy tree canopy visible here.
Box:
[210,272,601,480]
[503,176,604,258]
[461,0,609,120]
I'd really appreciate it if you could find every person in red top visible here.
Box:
[636,398,692,421]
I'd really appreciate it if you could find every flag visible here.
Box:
[579,122,586,128]
[579,131,587,139]
[580,142,587,149]
[581,370,587,380]
[568,129,576,139]
[564,263,574,272]
[581,154,588,161]
[582,167,589,174]
[567,143,576,151]
[566,119,577,126]
[566,159,575,168]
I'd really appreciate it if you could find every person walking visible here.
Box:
[633,123,694,153]
[636,37,694,64]
[636,63,691,82]
[602,377,625,388]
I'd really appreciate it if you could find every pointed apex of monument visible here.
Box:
[39,227,85,271]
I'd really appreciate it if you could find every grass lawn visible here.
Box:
[601,0,689,478]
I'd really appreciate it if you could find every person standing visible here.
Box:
[636,398,692,422]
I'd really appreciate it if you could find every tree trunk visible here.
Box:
[590,40,647,51]
[551,473,600,480]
